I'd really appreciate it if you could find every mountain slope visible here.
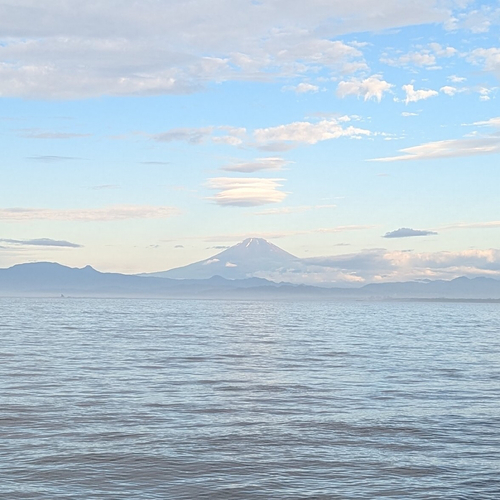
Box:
[144,237,299,280]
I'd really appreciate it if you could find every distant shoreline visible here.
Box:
[1,294,499,303]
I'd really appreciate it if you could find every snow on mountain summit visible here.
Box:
[145,238,298,280]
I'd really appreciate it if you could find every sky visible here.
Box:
[1,0,500,284]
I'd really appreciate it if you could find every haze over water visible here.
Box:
[2,298,500,499]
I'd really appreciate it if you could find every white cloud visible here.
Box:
[457,7,498,34]
[472,117,500,128]
[337,75,393,102]
[254,117,371,146]
[370,136,500,162]
[222,157,290,173]
[0,205,179,222]
[203,258,220,265]
[381,44,456,69]
[428,43,457,58]
[467,47,500,77]
[384,51,437,67]
[440,85,459,96]
[401,84,439,104]
[449,75,466,83]
[298,248,500,283]
[401,111,419,117]
[207,177,287,206]
[0,0,469,99]
[284,82,319,93]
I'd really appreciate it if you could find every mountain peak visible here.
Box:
[241,237,267,246]
[147,237,297,280]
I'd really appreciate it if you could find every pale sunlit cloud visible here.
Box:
[254,117,371,147]
[283,83,319,94]
[0,1,465,99]
[467,47,500,77]
[0,205,179,222]
[221,157,290,173]
[253,204,336,216]
[472,117,500,127]
[207,177,287,207]
[439,220,500,230]
[298,248,500,283]
[370,136,500,162]
[336,75,393,102]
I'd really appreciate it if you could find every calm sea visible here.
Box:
[1,298,499,499]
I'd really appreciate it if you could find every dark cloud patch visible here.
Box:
[383,228,437,238]
[0,238,82,248]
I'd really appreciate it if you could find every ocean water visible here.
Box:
[1,298,499,499]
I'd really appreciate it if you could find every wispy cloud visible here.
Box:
[383,228,438,238]
[152,127,214,144]
[0,205,179,222]
[283,83,319,94]
[151,126,246,146]
[0,238,82,248]
[89,184,119,190]
[197,225,374,242]
[26,155,83,162]
[207,177,287,207]
[18,129,91,139]
[440,220,500,230]
[472,117,500,128]
[254,204,336,216]
[221,157,290,173]
[370,136,500,162]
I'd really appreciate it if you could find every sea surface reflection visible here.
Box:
[1,298,499,499]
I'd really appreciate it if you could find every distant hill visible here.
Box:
[1,260,500,300]
[142,237,299,280]
[0,262,278,297]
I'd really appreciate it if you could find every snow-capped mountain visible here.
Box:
[144,237,299,280]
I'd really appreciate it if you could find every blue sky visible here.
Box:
[1,0,499,283]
